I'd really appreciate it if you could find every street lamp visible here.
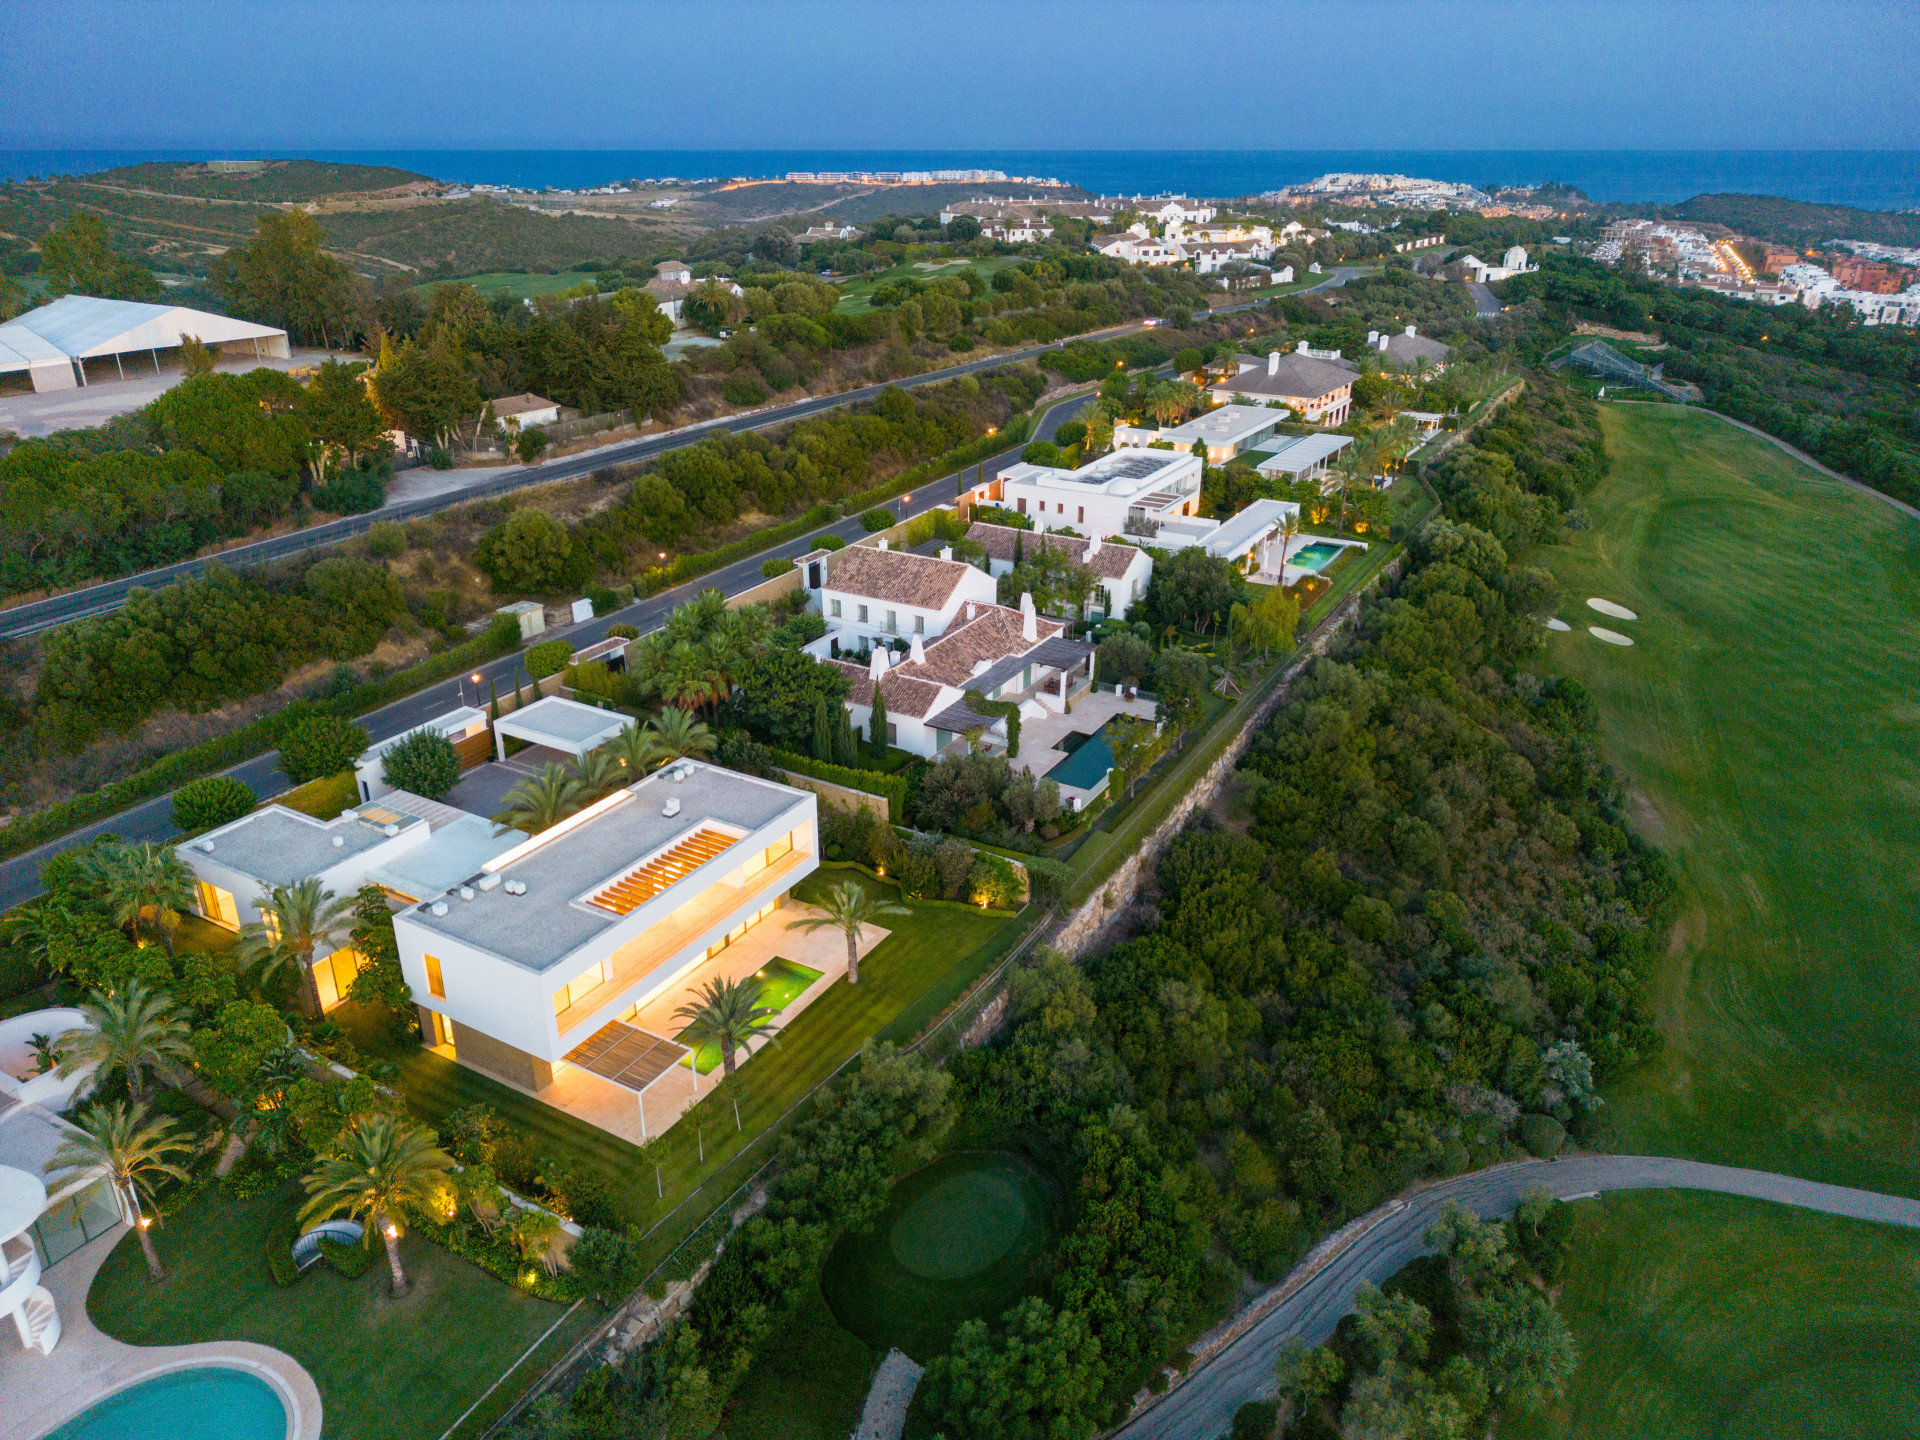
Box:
[899,491,912,521]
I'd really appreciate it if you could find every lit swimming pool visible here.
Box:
[1286,542,1345,572]
[1044,720,1119,791]
[47,1368,287,1440]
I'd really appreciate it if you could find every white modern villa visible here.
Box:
[994,446,1205,539]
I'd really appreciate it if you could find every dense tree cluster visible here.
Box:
[1425,377,1608,548]
[1502,253,1920,505]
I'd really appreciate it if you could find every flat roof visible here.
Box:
[1001,448,1196,496]
[0,295,287,364]
[495,695,632,755]
[369,813,527,902]
[399,762,810,971]
[1158,404,1286,446]
[1204,499,1300,559]
[1255,433,1353,473]
[184,806,424,888]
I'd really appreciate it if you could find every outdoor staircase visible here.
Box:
[17,1286,59,1354]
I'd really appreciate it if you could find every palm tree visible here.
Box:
[56,981,192,1103]
[48,1102,192,1280]
[506,1206,564,1274]
[665,586,729,644]
[1273,510,1303,576]
[299,1114,454,1296]
[647,707,716,762]
[601,723,669,778]
[672,975,781,1077]
[570,749,627,801]
[785,881,908,986]
[1148,384,1186,427]
[490,762,589,836]
[240,878,358,1020]
[100,842,195,953]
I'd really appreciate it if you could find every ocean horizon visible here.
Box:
[5,149,1919,211]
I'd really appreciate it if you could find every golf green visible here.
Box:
[821,1151,1061,1361]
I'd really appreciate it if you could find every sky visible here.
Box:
[4,0,1916,152]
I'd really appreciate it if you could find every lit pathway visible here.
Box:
[1116,1154,1920,1440]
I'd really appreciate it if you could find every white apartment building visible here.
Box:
[994,446,1204,539]
[392,763,818,1109]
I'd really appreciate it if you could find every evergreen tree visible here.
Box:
[489,677,500,723]
[836,707,858,767]
[513,669,527,710]
[811,695,833,762]
[869,681,890,758]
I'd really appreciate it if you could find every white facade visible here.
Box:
[1115,404,1288,464]
[804,540,999,653]
[355,706,488,803]
[995,446,1204,540]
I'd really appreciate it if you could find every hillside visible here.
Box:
[87,158,436,202]
[1667,192,1920,249]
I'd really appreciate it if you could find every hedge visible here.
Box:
[319,1234,377,1278]
[266,1217,301,1288]
[771,750,910,823]
[414,1215,585,1303]
[0,616,521,865]
[638,416,1034,598]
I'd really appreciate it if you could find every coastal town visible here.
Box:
[1,125,1918,1440]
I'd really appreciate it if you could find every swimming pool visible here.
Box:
[1286,542,1345,572]
[1044,719,1120,791]
[47,1368,287,1440]
[678,956,824,1074]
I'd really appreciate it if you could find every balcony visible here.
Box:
[551,847,814,1039]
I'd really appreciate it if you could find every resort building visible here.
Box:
[964,523,1153,620]
[993,447,1204,539]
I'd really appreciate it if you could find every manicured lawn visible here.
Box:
[88,1186,595,1440]
[832,257,1022,314]
[1528,406,1920,1196]
[1503,1190,1920,1440]
[338,879,1016,1251]
[722,1283,876,1440]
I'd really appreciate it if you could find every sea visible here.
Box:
[5,150,1919,211]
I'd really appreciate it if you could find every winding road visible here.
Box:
[1116,1155,1920,1440]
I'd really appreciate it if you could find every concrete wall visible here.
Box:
[776,768,891,823]
[452,1019,556,1092]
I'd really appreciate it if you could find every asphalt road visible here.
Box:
[1117,1155,1920,1440]
[1468,280,1503,317]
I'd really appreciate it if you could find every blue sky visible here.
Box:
[4,0,1915,151]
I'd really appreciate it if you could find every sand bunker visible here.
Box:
[1589,627,1635,646]
[1542,617,1571,632]
[1587,598,1638,621]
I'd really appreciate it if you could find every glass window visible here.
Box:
[914,615,925,634]
[857,604,868,623]
[885,610,897,633]
[196,881,239,929]
[425,953,445,999]
[830,599,842,617]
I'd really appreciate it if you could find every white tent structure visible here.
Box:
[0,295,290,394]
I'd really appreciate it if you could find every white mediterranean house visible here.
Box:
[964,523,1153,621]
[801,539,998,652]
[1212,347,1358,426]
[995,446,1204,539]
[1366,326,1453,372]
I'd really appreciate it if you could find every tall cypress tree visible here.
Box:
[838,707,858,767]
[488,677,500,723]
[869,680,889,758]
[513,669,527,711]
[812,695,833,762]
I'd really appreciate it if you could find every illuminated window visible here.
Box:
[425,953,445,999]
[196,881,239,929]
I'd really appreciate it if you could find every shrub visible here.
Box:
[320,1234,376,1278]
[171,775,256,833]
[380,730,461,800]
[1022,854,1071,905]
[278,716,369,786]
[967,851,1024,908]
[366,520,407,557]
[310,470,385,515]
[1519,1113,1567,1158]
[1022,440,1061,466]
[1052,420,1088,449]
[858,508,895,533]
[722,372,769,406]
[514,427,551,464]
[815,534,847,552]
[760,556,795,578]
[525,639,573,678]
[606,623,640,640]
[266,1217,301,1287]
[475,508,585,594]
[425,445,454,470]
[568,1226,643,1306]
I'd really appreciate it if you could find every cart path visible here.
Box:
[1116,1153,1920,1440]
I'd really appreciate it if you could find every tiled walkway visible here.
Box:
[0,1228,322,1440]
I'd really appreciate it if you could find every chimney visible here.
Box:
[1019,592,1038,642]
[966,600,976,621]
[1087,533,1101,557]
[869,648,888,682]
[1268,350,1281,375]
[1367,330,1378,345]
[939,545,953,561]
[877,538,888,551]
[909,633,926,664]
[1405,324,1417,337]
[1295,340,1309,355]
[1379,335,1389,352]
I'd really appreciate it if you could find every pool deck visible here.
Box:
[1005,691,1159,801]
[0,1227,323,1440]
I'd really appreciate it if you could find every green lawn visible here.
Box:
[1527,405,1920,1196]
[833,257,1022,314]
[339,876,1015,1253]
[1503,1190,1920,1440]
[88,1186,596,1440]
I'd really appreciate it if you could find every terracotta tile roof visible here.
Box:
[830,659,945,720]
[901,604,1063,688]
[965,523,1142,580]
[824,546,976,609]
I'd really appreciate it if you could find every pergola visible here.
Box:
[562,1019,699,1140]
[492,695,632,763]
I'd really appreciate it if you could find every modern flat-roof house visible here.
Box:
[964,523,1153,620]
[1212,349,1358,426]
[801,540,999,653]
[1255,433,1355,486]
[1116,404,1289,464]
[0,295,290,393]
[994,447,1204,540]
[393,762,818,1129]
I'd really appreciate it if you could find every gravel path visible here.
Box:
[854,1348,925,1440]
[1117,1154,1920,1440]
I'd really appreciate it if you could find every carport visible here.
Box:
[491,694,632,763]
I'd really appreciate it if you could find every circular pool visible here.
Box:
[45,1367,288,1440]
[821,1151,1060,1361]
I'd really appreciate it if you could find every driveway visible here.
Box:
[1116,1154,1920,1440]
[1468,281,1503,317]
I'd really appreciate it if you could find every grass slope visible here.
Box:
[89,1187,590,1440]
[1504,1190,1920,1440]
[1530,405,1920,1195]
